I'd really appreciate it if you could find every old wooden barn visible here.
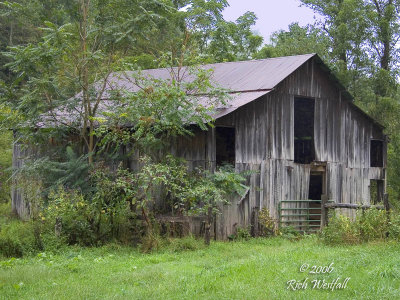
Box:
[12,53,388,239]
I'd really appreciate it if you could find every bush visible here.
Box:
[44,188,97,246]
[0,131,12,203]
[388,213,400,240]
[0,202,13,224]
[0,220,40,257]
[357,208,388,242]
[234,226,251,241]
[321,213,359,245]
[259,208,277,236]
[279,226,302,241]
[140,232,164,253]
[321,209,398,245]
[43,185,135,246]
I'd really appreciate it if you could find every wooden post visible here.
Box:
[383,193,390,238]
[384,193,390,212]
[205,206,212,246]
[320,195,328,229]
[251,207,259,237]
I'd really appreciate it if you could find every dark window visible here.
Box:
[370,140,383,167]
[216,127,235,166]
[294,97,315,164]
[370,179,384,204]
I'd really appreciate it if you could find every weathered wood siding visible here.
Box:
[214,58,386,238]
[11,142,31,219]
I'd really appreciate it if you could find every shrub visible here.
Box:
[0,131,12,203]
[321,213,359,245]
[388,213,400,241]
[140,232,164,253]
[356,208,388,242]
[234,226,251,241]
[0,202,13,225]
[0,220,39,257]
[259,208,277,236]
[44,188,97,246]
[279,225,302,241]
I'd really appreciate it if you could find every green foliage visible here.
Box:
[234,226,251,241]
[184,164,249,217]
[206,11,263,62]
[356,208,388,242]
[43,173,134,246]
[279,225,302,241]
[0,130,12,202]
[140,232,164,253]
[258,208,277,236]
[321,213,360,245]
[322,209,391,245]
[45,188,98,246]
[388,213,400,240]
[17,146,90,196]
[254,23,330,61]
[95,69,228,156]
[165,235,205,252]
[0,220,40,257]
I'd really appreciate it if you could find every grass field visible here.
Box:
[1,237,400,300]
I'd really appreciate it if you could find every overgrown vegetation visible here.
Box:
[321,208,399,245]
[0,130,12,203]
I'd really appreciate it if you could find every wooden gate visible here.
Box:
[278,200,324,233]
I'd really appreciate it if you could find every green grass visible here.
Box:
[1,237,400,299]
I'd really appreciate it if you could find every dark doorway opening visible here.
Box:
[308,173,323,226]
[370,179,384,204]
[216,127,235,167]
[370,140,383,167]
[294,97,315,164]
[309,174,323,200]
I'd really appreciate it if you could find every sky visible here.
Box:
[222,0,321,43]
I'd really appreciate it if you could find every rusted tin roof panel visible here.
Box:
[104,53,316,95]
[39,54,316,126]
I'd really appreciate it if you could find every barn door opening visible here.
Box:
[294,97,315,164]
[308,172,324,227]
[370,179,384,204]
[216,126,235,167]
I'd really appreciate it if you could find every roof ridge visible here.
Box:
[117,53,316,73]
[201,53,316,67]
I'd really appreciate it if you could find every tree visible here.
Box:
[366,0,400,72]
[254,23,330,61]
[2,0,176,164]
[206,11,263,62]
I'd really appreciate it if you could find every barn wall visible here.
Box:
[214,58,387,238]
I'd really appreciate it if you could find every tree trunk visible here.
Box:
[142,207,153,234]
[204,206,212,246]
[373,0,393,71]
[80,0,92,164]
[88,122,94,165]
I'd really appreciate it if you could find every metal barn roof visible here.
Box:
[43,53,383,128]
[106,53,315,94]
[95,53,315,120]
